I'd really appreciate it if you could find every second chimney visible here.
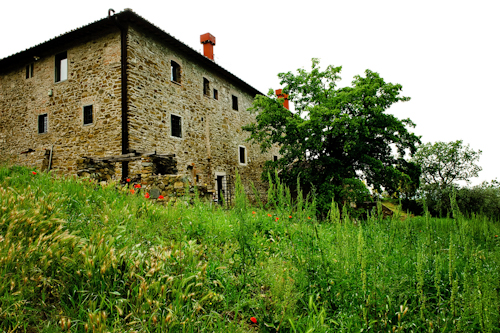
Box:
[275,89,290,110]
[200,33,216,60]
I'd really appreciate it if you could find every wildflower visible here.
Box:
[275,217,279,221]
[289,215,292,218]
[126,178,131,182]
[267,214,272,217]
[307,216,311,220]
[252,211,256,215]
[32,171,37,175]
[250,317,257,324]
[145,193,150,199]
[496,235,498,238]
[130,189,135,194]
[158,195,164,200]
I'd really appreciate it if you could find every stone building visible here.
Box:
[0,9,279,200]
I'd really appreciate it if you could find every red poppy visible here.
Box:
[158,195,164,200]
[267,214,272,217]
[250,317,257,324]
[32,171,37,175]
[307,217,311,220]
[130,189,135,194]
[126,178,131,182]
[145,193,150,199]
[134,184,141,188]
[289,215,292,218]
[252,211,256,215]
[495,235,498,238]
[275,217,279,221]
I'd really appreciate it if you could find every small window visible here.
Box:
[38,114,48,134]
[83,105,93,125]
[55,51,68,82]
[203,78,210,96]
[213,89,218,100]
[232,95,238,111]
[273,155,278,162]
[239,146,246,165]
[171,61,181,83]
[26,63,34,79]
[171,114,182,138]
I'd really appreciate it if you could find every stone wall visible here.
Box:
[126,26,278,196]
[0,28,123,173]
[0,20,278,198]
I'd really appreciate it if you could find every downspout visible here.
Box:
[110,9,129,179]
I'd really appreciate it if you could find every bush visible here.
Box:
[419,181,500,220]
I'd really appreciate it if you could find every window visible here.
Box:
[213,89,218,100]
[273,155,278,162]
[38,114,48,134]
[55,51,67,82]
[171,114,182,138]
[83,105,93,125]
[25,63,34,79]
[238,146,247,165]
[171,61,181,83]
[232,95,238,111]
[203,78,210,96]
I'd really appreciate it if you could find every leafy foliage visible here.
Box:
[413,140,482,189]
[244,59,421,213]
[418,180,500,220]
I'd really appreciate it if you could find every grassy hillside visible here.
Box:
[1,165,500,332]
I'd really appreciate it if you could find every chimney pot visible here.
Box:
[275,89,290,110]
[200,33,216,60]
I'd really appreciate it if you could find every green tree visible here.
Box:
[412,140,482,189]
[243,59,421,214]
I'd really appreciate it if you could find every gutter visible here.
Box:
[109,9,129,179]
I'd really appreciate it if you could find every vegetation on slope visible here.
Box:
[1,165,500,332]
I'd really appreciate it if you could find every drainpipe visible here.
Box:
[110,9,129,179]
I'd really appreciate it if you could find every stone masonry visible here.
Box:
[0,9,279,200]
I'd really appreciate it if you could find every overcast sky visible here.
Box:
[2,0,498,185]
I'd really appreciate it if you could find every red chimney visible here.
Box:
[275,89,289,110]
[200,33,216,60]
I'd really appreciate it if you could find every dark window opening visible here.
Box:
[196,174,200,182]
[26,63,34,79]
[83,105,93,125]
[55,51,67,82]
[171,61,181,83]
[171,114,182,138]
[203,78,210,96]
[239,146,246,164]
[213,89,218,100]
[273,155,278,162]
[38,114,48,134]
[232,95,238,111]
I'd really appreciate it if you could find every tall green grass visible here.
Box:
[1,165,500,332]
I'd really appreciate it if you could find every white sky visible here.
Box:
[1,0,498,185]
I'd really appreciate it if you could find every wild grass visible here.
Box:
[1,165,500,332]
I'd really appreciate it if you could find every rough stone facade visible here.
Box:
[0,9,278,199]
[0,29,123,174]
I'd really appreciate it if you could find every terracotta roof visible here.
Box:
[0,9,262,97]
